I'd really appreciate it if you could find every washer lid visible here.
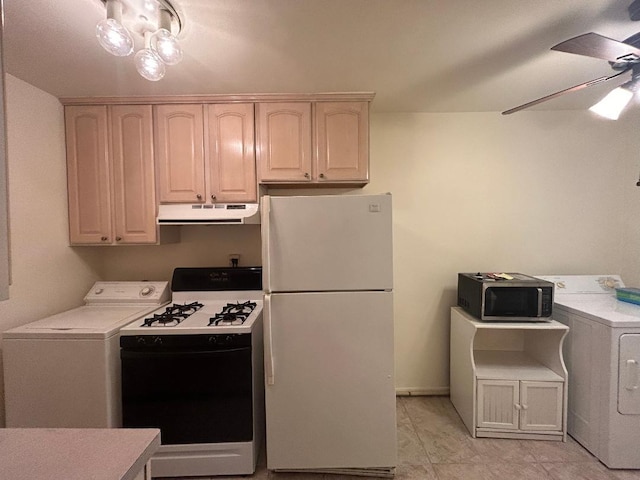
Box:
[3,305,161,339]
[551,293,640,328]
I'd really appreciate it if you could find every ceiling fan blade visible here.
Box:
[502,70,628,115]
[551,33,640,63]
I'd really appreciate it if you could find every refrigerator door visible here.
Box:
[264,291,396,470]
[262,194,393,292]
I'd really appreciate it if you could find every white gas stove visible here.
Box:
[119,267,264,478]
[120,294,263,335]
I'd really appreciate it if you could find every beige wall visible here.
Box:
[365,111,635,393]
[0,75,103,424]
[1,75,639,420]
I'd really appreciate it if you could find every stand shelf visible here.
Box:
[450,307,569,441]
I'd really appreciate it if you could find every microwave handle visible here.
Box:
[537,288,543,316]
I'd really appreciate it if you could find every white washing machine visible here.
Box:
[2,281,169,428]
[537,275,640,469]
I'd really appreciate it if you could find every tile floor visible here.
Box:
[175,396,640,480]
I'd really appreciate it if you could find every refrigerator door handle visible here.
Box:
[261,195,271,292]
[264,293,275,385]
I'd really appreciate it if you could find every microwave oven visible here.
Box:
[457,273,554,321]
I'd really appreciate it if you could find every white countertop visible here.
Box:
[0,428,160,480]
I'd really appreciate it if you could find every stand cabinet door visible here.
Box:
[477,380,520,430]
[477,379,563,432]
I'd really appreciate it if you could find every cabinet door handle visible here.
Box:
[101,236,108,242]
[521,404,528,410]
[514,403,522,410]
[319,173,325,179]
[196,194,202,200]
[304,172,310,178]
[211,194,216,201]
[116,236,122,242]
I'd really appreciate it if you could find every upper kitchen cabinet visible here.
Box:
[206,103,256,203]
[154,104,206,203]
[256,102,312,183]
[65,105,161,245]
[155,103,257,204]
[315,102,369,183]
[257,101,369,186]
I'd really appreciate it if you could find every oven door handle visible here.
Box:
[121,347,250,358]
[264,293,275,385]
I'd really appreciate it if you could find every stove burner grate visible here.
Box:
[209,301,257,326]
[142,301,204,327]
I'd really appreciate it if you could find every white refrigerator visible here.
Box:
[262,193,396,477]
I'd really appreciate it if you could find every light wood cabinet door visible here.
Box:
[110,105,157,244]
[256,102,312,182]
[65,105,112,244]
[315,101,369,183]
[155,104,205,203]
[206,103,256,203]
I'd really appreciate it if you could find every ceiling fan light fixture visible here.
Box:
[95,0,134,57]
[589,85,635,120]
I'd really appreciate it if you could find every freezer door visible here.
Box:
[262,194,393,292]
[264,291,396,470]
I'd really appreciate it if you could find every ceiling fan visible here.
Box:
[503,1,640,118]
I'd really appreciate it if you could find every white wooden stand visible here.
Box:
[450,307,569,441]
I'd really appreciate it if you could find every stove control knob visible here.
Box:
[224,335,235,343]
[136,337,146,345]
[208,336,218,344]
[153,336,163,345]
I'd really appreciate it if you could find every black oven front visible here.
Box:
[120,333,253,445]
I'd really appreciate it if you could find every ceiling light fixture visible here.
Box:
[589,84,635,120]
[589,65,640,120]
[96,0,184,81]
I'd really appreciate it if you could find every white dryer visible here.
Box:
[537,275,640,469]
[2,281,169,428]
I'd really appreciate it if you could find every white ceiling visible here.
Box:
[4,0,640,113]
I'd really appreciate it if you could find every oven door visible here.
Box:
[121,339,253,445]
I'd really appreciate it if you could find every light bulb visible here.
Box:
[96,18,134,57]
[135,48,166,81]
[589,86,634,120]
[151,28,183,65]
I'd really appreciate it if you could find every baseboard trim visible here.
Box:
[395,387,449,396]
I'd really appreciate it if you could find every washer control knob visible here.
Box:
[140,286,154,297]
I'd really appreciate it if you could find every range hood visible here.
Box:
[157,203,260,225]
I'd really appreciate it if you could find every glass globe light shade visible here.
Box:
[135,48,166,81]
[96,18,134,57]
[151,28,183,65]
